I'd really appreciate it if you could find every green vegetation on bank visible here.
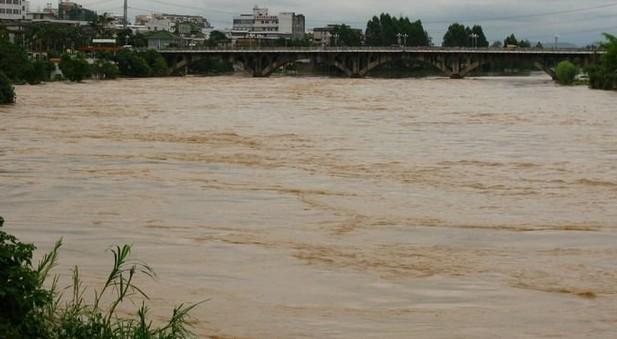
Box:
[587,33,617,90]
[555,61,579,85]
[60,54,91,82]
[0,71,15,104]
[0,37,53,85]
[0,216,201,339]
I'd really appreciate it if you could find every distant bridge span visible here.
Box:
[159,47,605,78]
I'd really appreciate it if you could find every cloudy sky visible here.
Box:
[30,0,617,45]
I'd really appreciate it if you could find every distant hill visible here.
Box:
[540,42,579,48]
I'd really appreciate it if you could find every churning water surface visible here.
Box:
[1,75,617,338]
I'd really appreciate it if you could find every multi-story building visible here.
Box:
[160,13,211,29]
[136,13,211,33]
[232,6,305,43]
[57,0,96,22]
[0,0,27,20]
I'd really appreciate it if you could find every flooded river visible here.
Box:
[1,75,617,338]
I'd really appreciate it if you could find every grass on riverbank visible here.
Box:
[0,216,203,339]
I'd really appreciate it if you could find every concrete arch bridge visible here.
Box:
[159,47,604,79]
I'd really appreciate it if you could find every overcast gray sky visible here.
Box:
[29,0,617,45]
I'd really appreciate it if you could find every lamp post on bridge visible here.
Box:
[470,33,479,48]
[397,33,408,47]
[333,33,340,47]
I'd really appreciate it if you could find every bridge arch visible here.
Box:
[160,48,603,79]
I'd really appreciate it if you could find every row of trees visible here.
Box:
[317,14,540,48]
[365,14,431,47]
[442,23,488,47]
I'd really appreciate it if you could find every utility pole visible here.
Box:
[554,34,559,49]
[123,0,128,29]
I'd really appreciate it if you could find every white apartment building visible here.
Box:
[0,0,27,20]
[232,6,305,41]
[136,13,211,33]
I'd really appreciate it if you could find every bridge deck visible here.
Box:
[159,47,603,56]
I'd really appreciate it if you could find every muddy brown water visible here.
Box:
[1,75,617,338]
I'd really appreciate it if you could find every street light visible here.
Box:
[333,33,340,47]
[470,33,479,48]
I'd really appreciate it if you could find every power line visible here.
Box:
[423,1,617,24]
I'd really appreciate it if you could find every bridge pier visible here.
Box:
[534,61,557,80]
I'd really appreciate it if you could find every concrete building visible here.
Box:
[136,13,211,33]
[0,0,27,20]
[144,30,179,49]
[231,6,305,43]
[159,13,211,29]
[57,0,96,21]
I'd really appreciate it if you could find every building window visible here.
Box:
[0,8,4,13]
[13,0,19,4]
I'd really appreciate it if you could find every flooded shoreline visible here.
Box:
[1,75,616,338]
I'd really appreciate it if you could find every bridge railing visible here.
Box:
[157,46,602,53]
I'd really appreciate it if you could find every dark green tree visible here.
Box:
[442,23,470,47]
[504,34,519,47]
[365,14,429,46]
[140,49,168,76]
[0,38,29,81]
[519,39,532,48]
[587,33,617,90]
[332,24,362,46]
[207,30,230,47]
[115,49,151,77]
[59,53,91,82]
[0,72,15,104]
[442,24,488,47]
[94,60,119,79]
[470,25,489,47]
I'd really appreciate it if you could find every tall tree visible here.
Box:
[332,24,362,47]
[442,23,470,47]
[442,23,488,47]
[365,14,429,47]
[504,34,519,47]
[470,25,489,47]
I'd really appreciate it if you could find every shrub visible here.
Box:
[587,33,617,90]
[0,38,29,81]
[189,58,234,75]
[116,49,151,77]
[59,53,91,82]
[140,49,169,76]
[24,60,53,85]
[0,71,15,104]
[555,60,578,85]
[94,60,119,80]
[0,216,202,338]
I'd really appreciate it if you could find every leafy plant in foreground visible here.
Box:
[0,216,203,339]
